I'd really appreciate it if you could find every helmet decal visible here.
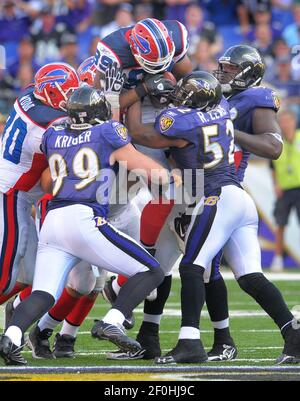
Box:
[37,69,69,92]
[131,32,151,55]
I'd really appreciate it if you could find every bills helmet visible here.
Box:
[34,62,80,110]
[214,45,265,94]
[77,57,97,86]
[172,71,222,111]
[129,18,175,74]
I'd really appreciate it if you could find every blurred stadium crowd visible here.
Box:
[0,0,300,126]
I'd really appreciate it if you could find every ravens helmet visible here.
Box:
[214,45,265,94]
[172,71,222,111]
[67,86,112,126]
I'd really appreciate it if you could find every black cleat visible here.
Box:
[53,333,76,358]
[0,335,27,366]
[28,325,54,359]
[155,339,208,364]
[276,326,300,365]
[207,343,238,361]
[91,320,141,353]
[106,349,146,360]
[101,276,135,330]
[4,300,14,331]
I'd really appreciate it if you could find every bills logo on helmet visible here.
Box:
[132,33,151,55]
[38,69,69,91]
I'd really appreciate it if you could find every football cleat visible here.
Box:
[4,300,14,331]
[28,325,54,359]
[0,335,27,366]
[101,276,135,330]
[276,327,300,365]
[207,343,238,362]
[155,339,208,364]
[107,331,161,360]
[106,349,146,360]
[53,333,76,358]
[91,320,141,353]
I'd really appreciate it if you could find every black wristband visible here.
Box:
[135,83,148,98]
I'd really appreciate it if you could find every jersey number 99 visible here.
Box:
[48,147,100,196]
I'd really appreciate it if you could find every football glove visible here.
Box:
[135,73,175,99]
[104,62,126,95]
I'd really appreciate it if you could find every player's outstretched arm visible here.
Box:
[126,101,187,149]
[111,143,170,186]
[234,108,283,160]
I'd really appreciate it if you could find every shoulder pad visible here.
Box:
[242,86,280,111]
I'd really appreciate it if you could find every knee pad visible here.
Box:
[67,265,96,295]
[237,273,269,298]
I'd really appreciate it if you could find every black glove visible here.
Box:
[135,73,175,98]
[105,62,126,94]
[144,73,175,96]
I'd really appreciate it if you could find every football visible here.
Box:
[163,71,177,86]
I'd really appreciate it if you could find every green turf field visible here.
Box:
[1,272,300,380]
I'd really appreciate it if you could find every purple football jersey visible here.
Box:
[42,120,131,217]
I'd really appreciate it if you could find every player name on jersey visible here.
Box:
[197,105,228,124]
[54,130,92,148]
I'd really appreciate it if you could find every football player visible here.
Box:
[0,86,168,366]
[0,62,79,304]
[93,18,191,110]
[124,71,300,365]
[201,45,283,362]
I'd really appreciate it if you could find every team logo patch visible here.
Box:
[37,69,68,91]
[94,216,107,227]
[159,115,174,132]
[132,33,151,55]
[272,93,281,111]
[204,196,219,206]
[115,124,128,141]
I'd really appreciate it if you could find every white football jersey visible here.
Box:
[0,88,66,195]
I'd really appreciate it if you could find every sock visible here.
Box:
[8,290,55,333]
[140,198,174,247]
[179,263,205,328]
[13,285,32,309]
[5,325,23,347]
[0,282,24,305]
[238,273,294,334]
[113,269,164,318]
[66,294,97,327]
[205,277,232,344]
[13,295,21,310]
[143,313,162,325]
[143,275,172,324]
[38,312,61,332]
[47,288,79,322]
[179,326,200,340]
[19,285,32,301]
[103,308,126,326]
[116,275,128,288]
[60,320,79,338]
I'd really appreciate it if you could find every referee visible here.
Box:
[271,108,300,271]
